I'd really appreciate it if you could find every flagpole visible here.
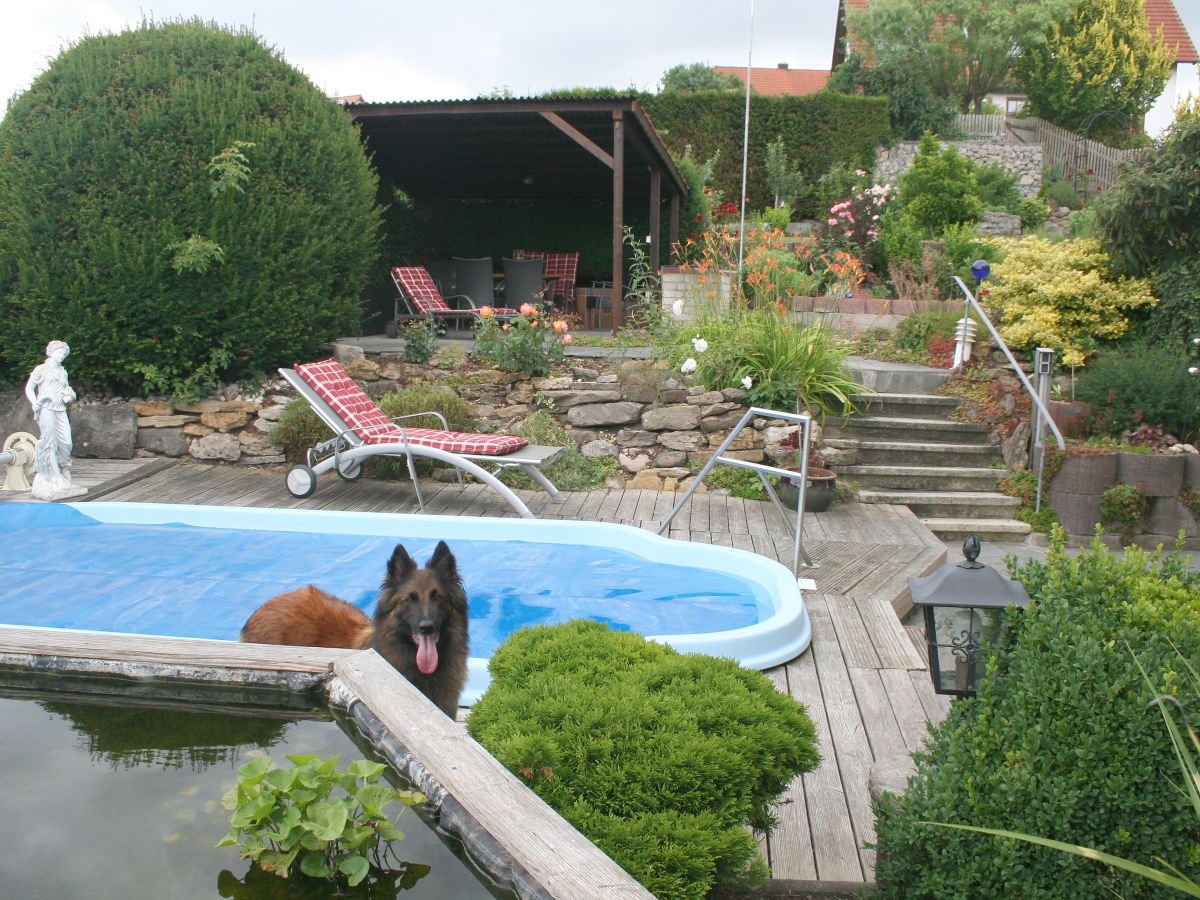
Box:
[737,0,755,274]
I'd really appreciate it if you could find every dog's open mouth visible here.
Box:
[413,632,439,675]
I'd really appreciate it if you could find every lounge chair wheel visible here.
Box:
[384,320,399,339]
[285,464,317,498]
[336,459,363,482]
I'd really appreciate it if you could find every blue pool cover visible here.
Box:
[0,504,763,656]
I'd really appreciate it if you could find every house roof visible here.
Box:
[713,64,829,96]
[834,0,1198,67]
[1145,0,1199,63]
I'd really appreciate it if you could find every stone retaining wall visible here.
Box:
[0,348,811,491]
[874,139,1043,197]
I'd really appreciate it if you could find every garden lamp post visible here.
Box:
[908,536,1031,697]
[952,260,989,370]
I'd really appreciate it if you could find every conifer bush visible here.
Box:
[874,534,1200,899]
[0,19,380,397]
[467,620,821,900]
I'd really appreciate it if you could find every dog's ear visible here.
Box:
[385,544,418,585]
[427,540,459,581]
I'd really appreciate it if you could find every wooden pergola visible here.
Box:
[346,96,689,329]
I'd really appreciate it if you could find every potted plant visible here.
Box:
[774,432,837,512]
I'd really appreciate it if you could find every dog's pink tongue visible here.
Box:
[415,634,439,675]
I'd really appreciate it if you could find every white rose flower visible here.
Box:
[671,299,684,316]
[741,376,753,390]
[680,357,698,374]
[692,337,709,353]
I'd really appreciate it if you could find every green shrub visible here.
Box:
[894,308,963,353]
[494,410,613,492]
[467,620,821,900]
[398,321,440,364]
[1075,339,1200,443]
[874,533,1200,899]
[758,206,793,231]
[473,308,570,377]
[1100,482,1147,543]
[895,133,983,237]
[1040,175,1082,210]
[1143,256,1200,347]
[0,19,380,396]
[1017,196,1049,232]
[971,161,1021,212]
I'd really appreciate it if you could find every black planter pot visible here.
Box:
[775,468,837,512]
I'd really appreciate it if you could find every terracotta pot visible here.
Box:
[775,467,837,512]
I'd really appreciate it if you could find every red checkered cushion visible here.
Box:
[516,251,578,300]
[391,266,518,317]
[295,359,529,455]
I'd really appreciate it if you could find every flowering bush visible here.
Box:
[816,172,892,274]
[988,236,1157,366]
[670,307,861,418]
[474,303,572,376]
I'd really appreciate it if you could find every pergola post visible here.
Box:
[611,110,625,332]
[649,168,662,277]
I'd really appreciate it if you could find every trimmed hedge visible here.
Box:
[641,91,891,218]
[874,534,1200,899]
[466,620,821,900]
[0,19,380,396]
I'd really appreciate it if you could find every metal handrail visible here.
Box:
[658,407,816,574]
[951,276,1065,451]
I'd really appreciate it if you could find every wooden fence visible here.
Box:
[953,113,1142,194]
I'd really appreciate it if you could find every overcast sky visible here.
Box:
[1,1,845,110]
[4,1,1198,115]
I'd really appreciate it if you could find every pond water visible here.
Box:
[0,691,511,899]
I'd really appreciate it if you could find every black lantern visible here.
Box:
[908,536,1031,697]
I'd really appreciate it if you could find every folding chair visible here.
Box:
[387,266,517,337]
[279,359,564,518]
[514,251,578,312]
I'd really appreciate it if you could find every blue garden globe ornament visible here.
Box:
[971,259,990,281]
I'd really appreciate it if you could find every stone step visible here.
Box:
[825,415,989,444]
[859,489,1021,519]
[920,516,1032,543]
[847,392,961,420]
[846,358,951,394]
[831,464,1006,492]
[824,438,1003,467]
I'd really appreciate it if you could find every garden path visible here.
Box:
[9,458,950,894]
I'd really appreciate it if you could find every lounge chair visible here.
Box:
[279,358,565,518]
[514,251,578,311]
[387,266,517,337]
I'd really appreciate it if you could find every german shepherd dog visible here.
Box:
[240,541,468,717]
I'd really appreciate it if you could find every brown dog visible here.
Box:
[240,541,469,717]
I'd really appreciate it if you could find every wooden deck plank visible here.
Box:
[878,667,940,752]
[846,666,908,760]
[762,665,817,880]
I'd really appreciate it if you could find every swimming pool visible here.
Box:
[0,502,812,704]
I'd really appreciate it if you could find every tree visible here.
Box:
[825,51,957,140]
[0,19,380,397]
[894,133,982,234]
[659,63,743,94]
[763,137,807,209]
[845,0,1072,113]
[1016,0,1173,145]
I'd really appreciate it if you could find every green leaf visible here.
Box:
[237,756,272,782]
[305,799,349,842]
[347,760,388,780]
[339,854,370,886]
[299,851,332,878]
[264,767,298,792]
[258,847,298,875]
[355,785,400,815]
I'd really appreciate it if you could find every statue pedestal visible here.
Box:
[30,481,88,501]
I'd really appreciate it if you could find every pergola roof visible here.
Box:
[346,96,688,203]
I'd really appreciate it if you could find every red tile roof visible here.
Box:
[713,65,830,96]
[1145,0,1198,63]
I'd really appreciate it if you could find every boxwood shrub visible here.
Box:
[466,620,821,900]
[874,533,1200,899]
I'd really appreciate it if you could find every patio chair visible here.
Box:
[388,266,516,337]
[501,256,547,307]
[515,251,578,311]
[279,358,565,518]
[451,256,498,309]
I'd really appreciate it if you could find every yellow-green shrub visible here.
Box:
[987,237,1156,366]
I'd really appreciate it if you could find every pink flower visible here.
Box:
[827,218,838,226]
[519,302,535,316]
[479,306,494,319]
[552,319,568,332]
[561,334,573,345]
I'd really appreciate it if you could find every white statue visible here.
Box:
[24,340,87,500]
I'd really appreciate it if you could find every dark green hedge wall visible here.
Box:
[0,19,380,395]
[640,91,892,217]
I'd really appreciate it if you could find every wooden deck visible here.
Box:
[4,458,950,891]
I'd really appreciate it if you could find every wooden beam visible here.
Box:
[540,111,614,169]
[612,111,625,332]
[649,168,662,276]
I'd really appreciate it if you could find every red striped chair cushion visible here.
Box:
[391,266,518,317]
[518,251,578,300]
[295,359,529,455]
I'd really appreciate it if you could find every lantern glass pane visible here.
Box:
[927,605,1007,695]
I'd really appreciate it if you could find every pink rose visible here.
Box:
[519,302,535,315]
[561,334,573,345]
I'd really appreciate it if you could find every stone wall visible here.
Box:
[874,139,1043,197]
[0,350,810,491]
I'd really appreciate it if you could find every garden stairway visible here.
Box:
[824,392,1031,543]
